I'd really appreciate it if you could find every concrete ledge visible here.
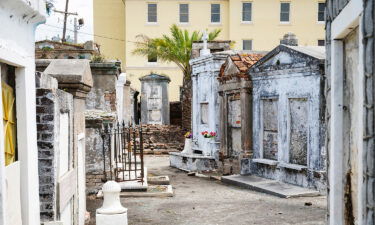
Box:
[169,152,215,159]
[97,185,174,198]
[278,162,308,171]
[169,152,217,172]
[222,175,320,198]
[119,185,174,198]
[118,167,148,191]
[252,158,278,166]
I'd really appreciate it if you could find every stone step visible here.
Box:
[221,175,320,198]
[148,175,170,185]
[117,167,148,192]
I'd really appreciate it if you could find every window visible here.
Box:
[318,2,325,22]
[180,4,189,23]
[211,4,220,23]
[318,40,325,46]
[242,2,252,22]
[148,54,157,63]
[280,2,290,22]
[148,3,157,23]
[243,40,253,50]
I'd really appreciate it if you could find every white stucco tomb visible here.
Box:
[170,44,236,171]
[0,1,46,225]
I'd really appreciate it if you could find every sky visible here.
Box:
[35,0,94,43]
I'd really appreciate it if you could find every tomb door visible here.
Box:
[261,98,278,161]
[342,27,360,222]
[288,98,308,166]
[227,93,242,157]
[58,112,74,225]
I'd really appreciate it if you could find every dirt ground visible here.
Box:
[87,155,327,225]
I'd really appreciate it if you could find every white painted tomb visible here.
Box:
[170,37,234,172]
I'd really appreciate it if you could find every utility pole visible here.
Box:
[62,0,69,42]
[54,0,77,43]
[74,18,77,44]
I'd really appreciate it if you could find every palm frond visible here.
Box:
[132,24,222,80]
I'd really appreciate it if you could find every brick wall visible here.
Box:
[36,88,57,221]
[141,124,185,154]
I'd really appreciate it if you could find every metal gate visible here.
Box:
[101,122,144,184]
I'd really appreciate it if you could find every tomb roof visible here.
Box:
[139,73,171,82]
[218,53,264,82]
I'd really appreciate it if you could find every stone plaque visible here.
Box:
[58,169,77,213]
[200,103,209,124]
[150,86,160,98]
[262,98,278,160]
[148,98,161,110]
[148,110,161,122]
[229,98,241,128]
[289,98,308,165]
[231,128,242,156]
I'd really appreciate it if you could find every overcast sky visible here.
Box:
[35,0,93,43]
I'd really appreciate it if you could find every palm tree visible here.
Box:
[132,24,221,83]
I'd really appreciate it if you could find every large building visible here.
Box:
[93,0,325,101]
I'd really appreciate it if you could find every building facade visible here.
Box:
[94,0,326,101]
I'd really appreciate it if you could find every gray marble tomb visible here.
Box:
[139,73,170,125]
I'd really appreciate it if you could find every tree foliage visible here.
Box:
[132,24,221,80]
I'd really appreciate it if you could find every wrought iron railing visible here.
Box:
[101,122,144,184]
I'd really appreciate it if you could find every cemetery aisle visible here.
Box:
[87,155,326,225]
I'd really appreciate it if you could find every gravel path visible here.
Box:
[87,155,326,225]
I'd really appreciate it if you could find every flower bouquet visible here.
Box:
[201,131,216,138]
[184,131,192,139]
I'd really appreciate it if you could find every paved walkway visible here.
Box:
[87,155,326,225]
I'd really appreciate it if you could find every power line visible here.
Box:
[43,24,125,42]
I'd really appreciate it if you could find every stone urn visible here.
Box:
[201,137,214,156]
[181,138,192,154]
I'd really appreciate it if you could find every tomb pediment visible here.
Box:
[249,45,325,73]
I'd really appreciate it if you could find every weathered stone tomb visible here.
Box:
[217,53,264,174]
[140,74,170,125]
[43,59,93,224]
[248,45,326,190]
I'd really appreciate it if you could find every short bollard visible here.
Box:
[96,181,128,225]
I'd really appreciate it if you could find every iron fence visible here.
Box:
[101,122,144,184]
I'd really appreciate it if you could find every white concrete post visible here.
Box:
[96,181,128,225]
